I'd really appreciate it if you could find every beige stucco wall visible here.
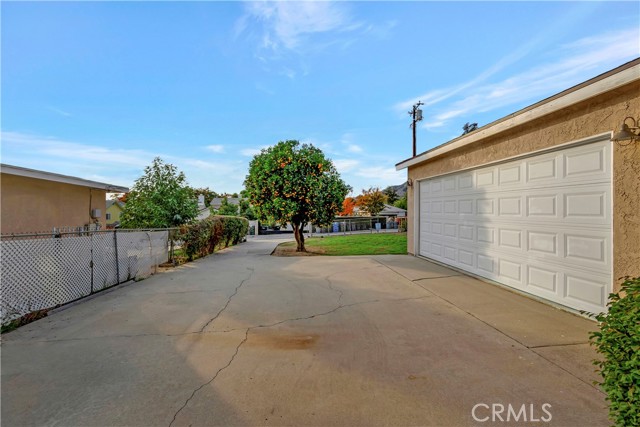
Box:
[1,174,107,234]
[406,80,640,292]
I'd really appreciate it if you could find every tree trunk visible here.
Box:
[299,222,306,251]
[293,222,306,252]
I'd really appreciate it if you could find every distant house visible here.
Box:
[105,200,125,228]
[210,197,240,210]
[379,204,407,219]
[0,164,129,234]
[350,204,407,218]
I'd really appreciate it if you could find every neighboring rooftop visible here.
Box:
[1,164,130,193]
[106,200,125,209]
[210,197,241,209]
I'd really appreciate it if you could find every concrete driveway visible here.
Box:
[1,237,608,426]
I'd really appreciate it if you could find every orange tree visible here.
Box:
[244,140,349,252]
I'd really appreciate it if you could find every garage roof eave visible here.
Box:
[1,164,130,193]
[396,58,640,171]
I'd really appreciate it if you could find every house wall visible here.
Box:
[106,204,123,225]
[406,80,640,292]
[1,174,107,234]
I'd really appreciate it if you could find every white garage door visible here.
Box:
[418,138,611,313]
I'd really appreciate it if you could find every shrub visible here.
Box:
[218,215,249,247]
[179,216,248,261]
[589,277,640,427]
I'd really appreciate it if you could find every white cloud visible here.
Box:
[205,144,225,153]
[333,159,360,173]
[424,121,445,130]
[237,1,393,78]
[243,1,355,51]
[47,106,72,117]
[393,27,640,132]
[346,144,363,154]
[2,131,152,168]
[336,132,363,154]
[356,166,405,181]
[240,146,269,157]
[1,131,248,192]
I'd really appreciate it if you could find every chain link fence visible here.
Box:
[1,229,173,325]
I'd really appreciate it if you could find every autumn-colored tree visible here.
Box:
[357,187,387,216]
[244,140,349,252]
[114,193,128,203]
[340,197,357,216]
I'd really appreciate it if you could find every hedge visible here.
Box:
[589,277,640,427]
[179,215,249,261]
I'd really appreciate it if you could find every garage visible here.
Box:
[417,138,612,313]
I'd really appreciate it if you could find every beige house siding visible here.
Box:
[1,173,107,234]
[405,79,640,293]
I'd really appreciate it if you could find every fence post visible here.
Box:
[113,230,120,285]
[90,233,94,294]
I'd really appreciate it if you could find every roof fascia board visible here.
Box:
[1,164,129,193]
[396,62,640,171]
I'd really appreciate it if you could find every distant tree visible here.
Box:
[120,157,198,228]
[244,140,349,252]
[231,192,239,198]
[339,197,357,216]
[383,186,399,204]
[238,198,257,220]
[192,187,217,206]
[217,198,239,216]
[394,194,407,210]
[112,193,128,203]
[357,187,387,216]
[462,122,478,135]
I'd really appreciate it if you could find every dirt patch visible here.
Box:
[271,244,325,257]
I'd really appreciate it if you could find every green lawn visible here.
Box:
[278,232,407,256]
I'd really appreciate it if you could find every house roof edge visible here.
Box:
[396,58,640,171]
[1,163,130,193]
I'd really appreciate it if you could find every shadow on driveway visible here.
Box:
[1,237,607,426]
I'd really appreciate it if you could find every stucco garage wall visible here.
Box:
[1,174,107,234]
[406,80,640,292]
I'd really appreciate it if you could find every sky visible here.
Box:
[2,1,639,195]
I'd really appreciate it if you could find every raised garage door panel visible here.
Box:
[419,140,611,313]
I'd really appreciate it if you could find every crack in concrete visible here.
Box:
[168,328,250,427]
[324,274,344,305]
[529,342,589,349]
[372,258,461,283]
[168,294,432,426]
[211,295,431,334]
[376,258,605,394]
[7,292,430,347]
[412,275,459,281]
[198,267,254,333]
[168,303,357,426]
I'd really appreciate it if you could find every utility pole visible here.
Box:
[409,101,424,157]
